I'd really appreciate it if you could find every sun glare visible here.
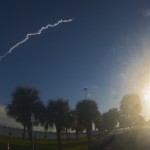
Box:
[144,84,150,101]
[142,82,150,120]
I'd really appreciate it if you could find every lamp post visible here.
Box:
[31,113,34,150]
[83,88,88,100]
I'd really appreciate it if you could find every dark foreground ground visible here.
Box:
[96,128,150,150]
[0,135,88,150]
[1,128,150,150]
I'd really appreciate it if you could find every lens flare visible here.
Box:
[144,83,150,105]
[142,81,150,120]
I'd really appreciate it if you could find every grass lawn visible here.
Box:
[2,128,150,150]
[5,128,150,150]
[0,135,89,150]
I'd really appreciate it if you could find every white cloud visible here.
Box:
[0,105,46,131]
[144,9,150,17]
[0,105,22,129]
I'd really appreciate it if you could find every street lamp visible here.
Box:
[31,113,34,150]
[83,88,88,100]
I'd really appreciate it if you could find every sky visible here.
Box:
[1,0,150,127]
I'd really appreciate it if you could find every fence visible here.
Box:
[0,125,87,139]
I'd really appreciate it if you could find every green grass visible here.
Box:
[0,135,89,150]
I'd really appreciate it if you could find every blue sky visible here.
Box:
[1,0,150,115]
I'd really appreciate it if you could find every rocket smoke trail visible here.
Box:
[0,19,73,61]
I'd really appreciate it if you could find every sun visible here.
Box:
[143,82,150,110]
[142,83,150,120]
[144,85,150,101]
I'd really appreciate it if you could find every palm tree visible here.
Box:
[76,99,101,150]
[102,108,119,132]
[65,110,79,140]
[44,98,70,150]
[120,94,142,127]
[6,86,44,141]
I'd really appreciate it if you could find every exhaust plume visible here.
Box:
[0,19,73,61]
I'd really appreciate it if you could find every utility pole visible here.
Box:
[83,88,88,100]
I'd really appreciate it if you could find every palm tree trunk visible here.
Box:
[56,129,62,150]
[27,124,32,143]
[87,133,91,150]
[65,128,68,140]
[22,125,26,140]
[87,129,92,150]
[68,129,71,140]
[76,129,79,140]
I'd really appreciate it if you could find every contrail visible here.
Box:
[0,19,73,61]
